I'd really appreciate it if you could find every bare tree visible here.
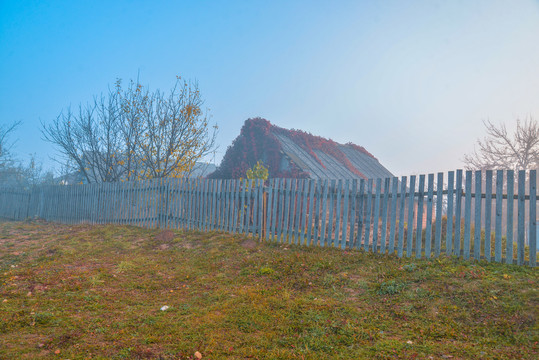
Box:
[464,118,539,171]
[42,77,217,183]
[0,123,55,187]
[0,121,21,165]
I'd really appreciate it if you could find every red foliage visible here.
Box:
[345,142,376,159]
[209,118,371,179]
[208,118,307,179]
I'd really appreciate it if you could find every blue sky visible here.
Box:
[1,0,539,176]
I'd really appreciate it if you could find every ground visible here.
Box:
[0,221,537,359]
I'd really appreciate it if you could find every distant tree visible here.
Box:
[42,77,217,183]
[463,118,539,171]
[0,121,20,166]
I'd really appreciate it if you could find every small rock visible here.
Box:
[194,351,202,359]
[160,305,169,311]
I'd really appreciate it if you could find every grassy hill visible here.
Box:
[0,221,537,359]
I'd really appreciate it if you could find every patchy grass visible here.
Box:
[0,221,537,360]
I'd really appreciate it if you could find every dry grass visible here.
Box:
[0,220,537,359]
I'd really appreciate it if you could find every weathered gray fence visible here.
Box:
[0,169,536,266]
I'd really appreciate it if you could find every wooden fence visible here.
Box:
[0,169,536,267]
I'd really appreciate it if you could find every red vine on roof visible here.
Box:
[208,118,373,179]
[208,118,307,179]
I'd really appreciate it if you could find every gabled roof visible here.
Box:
[274,132,393,180]
[272,126,393,180]
[209,118,394,180]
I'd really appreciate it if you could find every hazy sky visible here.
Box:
[1,0,539,177]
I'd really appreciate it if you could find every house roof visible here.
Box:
[210,118,394,180]
[273,129,394,180]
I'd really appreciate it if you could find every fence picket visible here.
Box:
[517,170,526,265]
[306,179,315,246]
[356,179,365,249]
[415,175,425,259]
[365,179,373,252]
[271,179,280,241]
[434,173,443,257]
[425,174,434,259]
[201,179,208,231]
[529,170,536,267]
[406,176,416,257]
[198,178,204,230]
[484,170,493,262]
[341,179,350,250]
[313,180,322,245]
[495,171,503,262]
[474,171,482,260]
[232,179,239,232]
[506,170,514,264]
[265,180,273,241]
[349,179,358,248]
[300,179,309,245]
[325,180,334,245]
[380,178,390,254]
[388,177,398,254]
[245,179,253,236]
[277,179,285,242]
[258,179,264,238]
[454,170,463,257]
[294,179,303,244]
[236,179,245,234]
[446,172,455,255]
[372,178,382,253]
[463,171,473,260]
[397,176,407,257]
[335,180,343,248]
[320,180,329,247]
[247,179,258,237]
[284,179,295,243]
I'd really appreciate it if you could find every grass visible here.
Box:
[0,220,537,359]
